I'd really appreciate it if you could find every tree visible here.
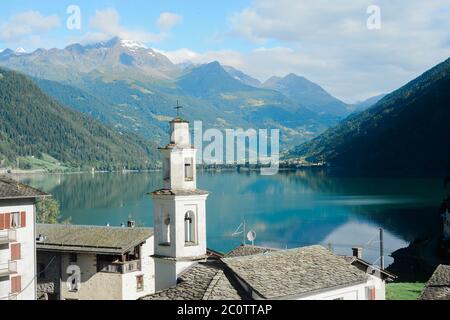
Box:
[36,198,70,224]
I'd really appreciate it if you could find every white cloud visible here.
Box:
[79,8,167,44]
[226,0,450,102]
[156,12,182,31]
[0,11,60,43]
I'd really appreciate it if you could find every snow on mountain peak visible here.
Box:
[15,47,27,54]
[120,40,147,50]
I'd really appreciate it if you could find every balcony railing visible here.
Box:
[97,260,141,274]
[0,229,17,244]
[0,260,17,276]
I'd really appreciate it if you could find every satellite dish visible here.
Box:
[247,230,256,245]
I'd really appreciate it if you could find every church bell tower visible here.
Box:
[150,112,209,291]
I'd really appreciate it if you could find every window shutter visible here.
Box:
[11,243,21,260]
[11,276,21,294]
[370,287,376,300]
[5,213,10,229]
[20,211,26,228]
[0,213,4,230]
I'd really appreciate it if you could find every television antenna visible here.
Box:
[232,220,247,246]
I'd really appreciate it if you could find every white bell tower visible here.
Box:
[150,116,209,291]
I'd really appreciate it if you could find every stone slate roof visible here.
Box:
[151,189,209,196]
[143,245,374,300]
[344,256,396,281]
[225,245,278,258]
[222,245,369,299]
[419,265,450,300]
[141,260,250,300]
[36,224,153,255]
[0,175,49,200]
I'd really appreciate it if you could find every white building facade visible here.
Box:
[0,177,48,300]
[151,118,209,291]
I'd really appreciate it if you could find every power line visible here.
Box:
[0,255,56,300]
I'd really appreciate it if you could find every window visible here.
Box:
[366,286,376,300]
[184,158,194,181]
[10,243,21,261]
[160,215,171,245]
[2,212,26,229]
[69,253,77,263]
[184,211,196,244]
[136,275,144,292]
[163,158,170,181]
[10,212,20,229]
[11,276,21,294]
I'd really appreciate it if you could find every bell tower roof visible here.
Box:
[170,117,189,124]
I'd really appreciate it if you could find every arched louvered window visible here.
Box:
[184,211,196,244]
[161,215,171,245]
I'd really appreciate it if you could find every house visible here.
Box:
[140,116,395,301]
[419,264,450,300]
[36,223,155,300]
[0,175,48,300]
[142,244,394,300]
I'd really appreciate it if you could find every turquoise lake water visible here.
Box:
[18,170,444,267]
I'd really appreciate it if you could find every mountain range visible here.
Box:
[262,74,349,117]
[290,57,450,175]
[0,37,380,149]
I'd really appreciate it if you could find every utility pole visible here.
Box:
[242,220,246,246]
[380,228,384,270]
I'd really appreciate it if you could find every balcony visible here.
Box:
[97,259,141,274]
[0,261,17,277]
[0,229,17,245]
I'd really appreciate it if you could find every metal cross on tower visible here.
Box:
[174,100,183,117]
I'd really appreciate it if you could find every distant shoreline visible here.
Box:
[1,168,162,176]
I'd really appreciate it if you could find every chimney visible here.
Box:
[352,247,363,259]
[127,220,136,228]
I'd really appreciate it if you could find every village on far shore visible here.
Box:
[0,117,448,301]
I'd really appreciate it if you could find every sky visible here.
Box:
[1,0,450,103]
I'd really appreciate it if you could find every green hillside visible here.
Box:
[290,57,450,175]
[0,68,158,171]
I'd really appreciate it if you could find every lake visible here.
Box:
[18,170,444,267]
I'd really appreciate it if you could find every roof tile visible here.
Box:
[36,224,153,255]
[0,175,48,200]
[222,245,369,299]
